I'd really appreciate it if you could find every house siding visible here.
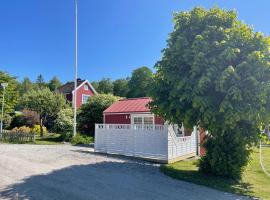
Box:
[74,82,95,108]
[104,114,131,124]
[199,128,206,156]
[155,116,164,125]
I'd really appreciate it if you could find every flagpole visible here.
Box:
[73,0,78,137]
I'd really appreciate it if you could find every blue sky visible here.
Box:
[0,0,269,83]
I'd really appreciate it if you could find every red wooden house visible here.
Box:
[57,78,97,108]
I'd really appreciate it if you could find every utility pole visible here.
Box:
[73,0,78,137]
[0,83,8,133]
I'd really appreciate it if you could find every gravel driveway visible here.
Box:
[0,144,248,200]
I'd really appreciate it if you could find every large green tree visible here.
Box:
[96,78,114,94]
[35,74,46,89]
[77,94,120,134]
[113,78,129,97]
[128,66,153,98]
[21,88,67,136]
[20,77,33,95]
[150,7,270,179]
[0,71,19,113]
[48,76,62,91]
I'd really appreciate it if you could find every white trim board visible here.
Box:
[72,80,98,95]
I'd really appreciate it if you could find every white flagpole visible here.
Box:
[73,0,78,137]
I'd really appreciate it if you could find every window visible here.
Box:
[144,117,153,124]
[82,95,90,104]
[132,115,154,125]
[133,117,143,124]
[84,85,89,90]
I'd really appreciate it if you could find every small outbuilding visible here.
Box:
[95,97,205,163]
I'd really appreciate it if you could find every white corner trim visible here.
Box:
[72,80,98,94]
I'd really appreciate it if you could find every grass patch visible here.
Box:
[34,133,63,145]
[161,147,270,199]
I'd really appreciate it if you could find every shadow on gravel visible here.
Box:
[0,160,247,200]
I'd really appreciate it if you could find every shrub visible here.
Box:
[11,126,32,133]
[71,134,93,145]
[54,108,73,133]
[59,132,73,142]
[77,94,120,135]
[31,125,47,135]
[10,110,39,129]
[2,114,12,129]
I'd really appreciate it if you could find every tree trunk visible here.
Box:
[40,117,43,138]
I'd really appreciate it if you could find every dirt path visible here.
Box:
[0,144,248,200]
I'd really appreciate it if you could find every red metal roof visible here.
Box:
[104,97,152,114]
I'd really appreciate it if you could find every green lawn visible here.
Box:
[161,147,270,200]
[34,133,63,145]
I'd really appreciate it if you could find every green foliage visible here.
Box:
[0,71,19,113]
[10,109,39,129]
[77,94,120,134]
[94,78,114,94]
[21,88,67,136]
[59,132,73,142]
[19,77,33,95]
[48,76,62,91]
[54,107,73,133]
[71,134,94,145]
[113,78,129,97]
[261,133,270,145]
[35,74,46,89]
[128,66,153,98]
[2,114,12,129]
[31,125,47,135]
[150,7,270,179]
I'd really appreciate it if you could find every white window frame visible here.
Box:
[82,94,90,104]
[131,114,154,125]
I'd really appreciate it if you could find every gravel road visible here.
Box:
[0,144,248,200]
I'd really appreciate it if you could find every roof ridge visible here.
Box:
[119,97,151,101]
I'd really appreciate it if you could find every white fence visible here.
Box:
[95,124,197,163]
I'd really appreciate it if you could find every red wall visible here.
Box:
[104,114,131,124]
[199,128,206,156]
[104,113,165,125]
[75,82,95,108]
[155,116,164,125]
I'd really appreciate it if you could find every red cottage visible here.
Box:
[103,97,164,125]
[95,97,206,162]
[57,78,97,108]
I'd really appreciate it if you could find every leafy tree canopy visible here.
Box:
[113,78,129,97]
[95,78,114,94]
[0,71,19,113]
[77,94,120,135]
[128,66,153,98]
[48,76,62,91]
[54,107,73,133]
[21,88,67,136]
[35,74,46,89]
[150,7,270,178]
[19,77,33,95]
